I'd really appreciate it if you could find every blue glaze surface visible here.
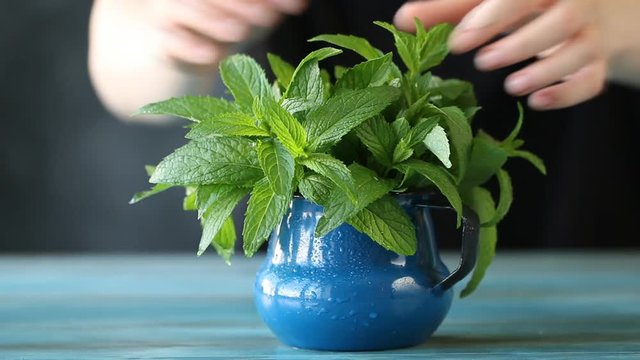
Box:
[254,194,455,351]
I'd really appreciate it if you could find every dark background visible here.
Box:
[1,1,638,253]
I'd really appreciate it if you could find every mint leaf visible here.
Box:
[267,53,295,90]
[502,102,524,146]
[150,138,261,186]
[510,149,547,175]
[392,139,414,164]
[440,106,473,182]
[129,183,173,204]
[309,34,383,60]
[392,117,411,139]
[424,125,452,168]
[429,78,477,111]
[243,178,290,257]
[186,112,269,139]
[460,186,497,298]
[374,21,419,75]
[284,47,342,107]
[395,159,462,226]
[281,97,314,114]
[483,169,512,227]
[300,153,356,201]
[183,186,197,211]
[134,96,237,122]
[403,116,439,148]
[316,164,395,236]
[298,174,333,205]
[196,184,248,256]
[304,86,401,149]
[348,195,416,255]
[210,216,236,264]
[461,136,509,189]
[356,115,397,167]
[220,54,271,110]
[257,140,295,196]
[335,53,393,91]
[415,21,453,72]
[254,97,307,157]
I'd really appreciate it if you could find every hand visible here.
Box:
[150,0,308,67]
[394,0,640,110]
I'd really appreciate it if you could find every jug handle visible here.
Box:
[417,204,480,292]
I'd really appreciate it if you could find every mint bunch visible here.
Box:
[131,20,545,297]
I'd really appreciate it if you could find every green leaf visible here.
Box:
[210,216,236,264]
[440,107,473,182]
[257,140,295,196]
[510,149,547,175]
[392,139,414,164]
[308,34,383,60]
[254,97,307,157]
[242,178,290,257]
[183,186,197,211]
[502,102,524,145]
[335,53,393,91]
[348,195,416,255]
[355,116,397,167]
[461,136,509,189]
[150,138,262,186]
[316,164,396,237]
[186,112,269,139]
[392,117,411,139]
[483,169,513,227]
[416,21,453,72]
[267,53,295,90]
[304,86,401,149]
[424,125,452,168]
[298,174,333,205]
[129,183,172,204]
[219,54,271,110]
[334,65,348,80]
[403,116,439,148]
[284,48,342,108]
[300,153,356,201]
[429,78,477,111]
[134,96,237,122]
[395,159,462,226]
[460,186,497,298]
[196,184,248,256]
[374,21,419,75]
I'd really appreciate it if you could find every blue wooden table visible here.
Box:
[1,252,639,359]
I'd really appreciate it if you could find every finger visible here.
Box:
[474,1,588,71]
[505,29,602,96]
[394,0,482,32]
[527,60,607,110]
[450,0,550,53]
[209,0,283,28]
[160,25,227,66]
[170,1,252,43]
[266,0,309,15]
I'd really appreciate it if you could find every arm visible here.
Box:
[88,0,307,122]
[395,0,640,110]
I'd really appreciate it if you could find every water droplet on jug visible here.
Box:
[348,310,357,317]
[330,315,338,320]
[369,312,378,319]
[310,291,317,299]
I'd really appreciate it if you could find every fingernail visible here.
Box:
[529,93,554,109]
[505,73,531,95]
[474,48,502,70]
[457,2,495,31]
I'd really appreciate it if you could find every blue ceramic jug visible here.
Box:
[254,193,479,351]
